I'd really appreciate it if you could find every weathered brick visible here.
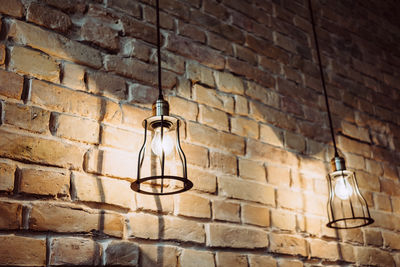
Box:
[210,151,237,175]
[374,193,392,212]
[235,95,248,115]
[247,139,298,166]
[29,203,124,237]
[303,193,326,216]
[393,197,400,214]
[0,44,5,65]
[0,0,24,17]
[139,244,178,267]
[248,255,277,267]
[242,203,270,227]
[181,143,209,168]
[382,231,400,250]
[199,105,229,131]
[285,131,306,153]
[218,175,274,205]
[269,233,307,256]
[193,84,234,113]
[167,34,225,70]
[266,164,290,186]
[0,162,15,192]
[108,0,141,18]
[246,81,279,107]
[178,21,206,43]
[128,213,160,239]
[105,55,176,89]
[364,228,383,246]
[101,125,142,152]
[136,193,173,213]
[9,46,59,83]
[338,135,371,157]
[341,121,370,143]
[31,80,102,120]
[72,172,135,210]
[207,31,233,55]
[52,113,100,144]
[214,71,244,95]
[120,104,148,129]
[180,249,215,267]
[0,202,22,229]
[43,0,85,13]
[9,19,102,68]
[309,239,339,261]
[176,192,211,218]
[27,3,71,33]
[206,223,268,248]
[0,128,84,169]
[4,103,50,134]
[212,200,240,222]
[277,188,303,211]
[186,61,215,87]
[81,20,119,51]
[187,122,244,155]
[231,117,259,139]
[271,209,296,231]
[129,83,158,104]
[121,38,151,61]
[260,124,284,147]
[238,158,265,181]
[49,237,101,265]
[62,62,85,90]
[105,241,139,266]
[0,235,46,266]
[19,167,69,196]
[164,216,205,243]
[216,252,247,267]
[355,247,394,266]
[169,96,198,121]
[84,148,136,179]
[189,168,217,193]
[87,71,126,100]
[250,101,296,131]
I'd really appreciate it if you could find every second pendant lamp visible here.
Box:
[308,0,374,229]
[131,0,193,195]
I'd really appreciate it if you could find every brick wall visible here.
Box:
[0,0,399,266]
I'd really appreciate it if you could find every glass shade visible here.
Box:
[326,169,374,229]
[131,115,193,195]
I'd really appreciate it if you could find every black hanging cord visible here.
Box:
[308,0,339,157]
[156,0,163,100]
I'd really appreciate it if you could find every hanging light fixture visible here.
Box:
[308,0,373,229]
[131,0,193,195]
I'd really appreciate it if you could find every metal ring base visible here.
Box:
[131,175,193,195]
[326,217,374,229]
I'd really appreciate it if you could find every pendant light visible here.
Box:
[308,0,373,229]
[131,0,193,195]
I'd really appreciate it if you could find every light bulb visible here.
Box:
[334,176,353,200]
[151,130,174,157]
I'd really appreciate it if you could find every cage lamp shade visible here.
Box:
[326,157,374,229]
[131,99,193,195]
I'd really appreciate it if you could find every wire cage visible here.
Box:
[326,158,374,229]
[131,101,193,195]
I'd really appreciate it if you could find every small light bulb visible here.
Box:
[151,130,174,157]
[334,176,353,200]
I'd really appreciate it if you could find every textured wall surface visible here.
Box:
[0,0,399,266]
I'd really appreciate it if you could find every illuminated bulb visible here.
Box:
[334,176,353,200]
[151,130,174,156]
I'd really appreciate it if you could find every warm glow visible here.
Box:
[334,175,353,200]
[151,129,174,156]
